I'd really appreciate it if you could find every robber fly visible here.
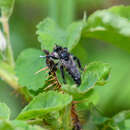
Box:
[40,45,83,86]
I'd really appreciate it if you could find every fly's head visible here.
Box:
[52,45,70,61]
[42,49,54,71]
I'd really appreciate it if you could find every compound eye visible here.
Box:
[61,52,65,57]
[64,57,69,61]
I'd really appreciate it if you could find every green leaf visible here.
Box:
[36,18,67,52]
[0,120,45,130]
[62,62,111,100]
[42,113,61,129]
[80,61,111,90]
[90,106,109,125]
[62,84,94,100]
[0,0,15,17]
[124,120,130,130]
[113,110,130,124]
[82,61,111,87]
[17,91,72,120]
[37,6,130,53]
[108,6,130,20]
[83,5,130,52]
[36,18,85,51]
[84,106,112,130]
[0,120,13,130]
[11,120,45,130]
[16,48,48,91]
[66,21,85,51]
[0,102,10,120]
[106,110,130,130]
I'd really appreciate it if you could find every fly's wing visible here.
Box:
[60,56,81,85]
[68,61,81,85]
[62,56,79,76]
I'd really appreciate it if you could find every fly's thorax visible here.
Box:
[60,55,73,69]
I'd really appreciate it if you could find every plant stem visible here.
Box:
[59,0,75,28]
[0,7,31,102]
[48,0,58,24]
[0,16,32,102]
[48,0,75,28]
[1,16,15,67]
[61,105,72,130]
[71,102,82,130]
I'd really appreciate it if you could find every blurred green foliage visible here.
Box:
[0,80,22,119]
[0,0,130,129]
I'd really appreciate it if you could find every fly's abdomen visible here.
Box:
[67,67,81,86]
[62,58,81,86]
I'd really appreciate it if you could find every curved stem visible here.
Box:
[1,16,15,67]
[61,105,72,130]
[48,0,75,28]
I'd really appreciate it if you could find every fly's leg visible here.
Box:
[47,55,58,60]
[35,66,48,74]
[40,55,58,60]
[73,56,83,70]
[52,62,58,72]
[60,65,66,84]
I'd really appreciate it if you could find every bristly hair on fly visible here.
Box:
[35,49,62,91]
[39,45,83,86]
